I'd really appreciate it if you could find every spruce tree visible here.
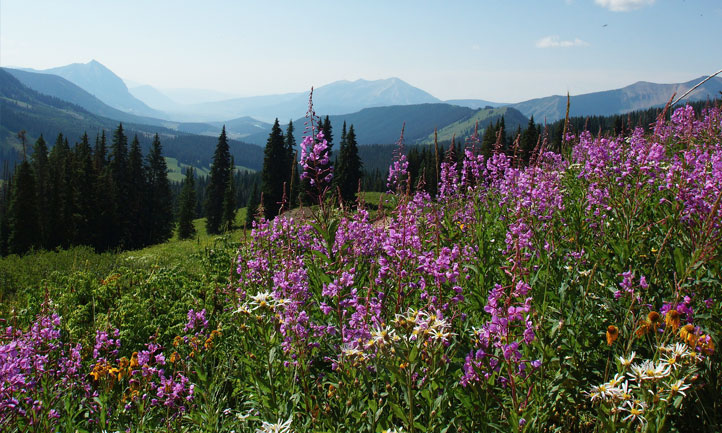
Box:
[222,158,237,232]
[126,135,147,248]
[72,133,98,247]
[285,120,300,208]
[177,167,197,240]
[245,182,260,229]
[205,127,232,234]
[47,134,73,248]
[108,124,129,247]
[335,123,362,203]
[520,115,539,165]
[94,131,107,172]
[31,135,51,249]
[261,119,286,220]
[8,160,40,254]
[146,134,174,244]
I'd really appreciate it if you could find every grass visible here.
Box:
[165,157,255,183]
[0,207,250,306]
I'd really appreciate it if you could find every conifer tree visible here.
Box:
[47,134,73,248]
[520,115,539,165]
[31,135,51,249]
[146,134,174,244]
[94,131,107,172]
[261,119,286,220]
[8,160,40,254]
[222,158,237,232]
[245,183,260,229]
[285,120,300,208]
[335,123,362,203]
[177,167,197,240]
[0,165,10,256]
[205,127,232,234]
[126,135,147,248]
[108,124,129,247]
[481,122,497,158]
[72,133,98,247]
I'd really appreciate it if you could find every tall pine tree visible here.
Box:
[245,182,260,229]
[126,135,147,248]
[146,134,174,244]
[285,120,300,208]
[177,167,197,240]
[261,119,287,220]
[205,127,232,234]
[335,123,362,203]
[222,157,237,232]
[72,133,98,247]
[31,135,51,249]
[8,160,40,254]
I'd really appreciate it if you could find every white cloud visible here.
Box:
[536,36,590,48]
[594,0,655,12]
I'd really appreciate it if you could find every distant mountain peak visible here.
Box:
[35,60,162,118]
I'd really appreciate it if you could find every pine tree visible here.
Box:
[94,131,107,172]
[245,183,260,229]
[222,158,237,232]
[31,135,51,249]
[205,127,232,234]
[8,160,40,254]
[177,167,197,240]
[47,134,72,248]
[335,123,362,203]
[261,119,286,220]
[126,135,147,248]
[520,115,539,165]
[285,120,300,208]
[146,134,174,244]
[108,124,129,247]
[72,133,98,247]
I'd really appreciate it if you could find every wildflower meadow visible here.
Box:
[1,102,721,432]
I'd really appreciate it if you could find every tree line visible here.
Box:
[246,115,363,226]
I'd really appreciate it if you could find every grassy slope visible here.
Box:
[0,209,248,303]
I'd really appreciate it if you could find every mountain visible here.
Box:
[243,103,528,146]
[0,68,263,171]
[160,88,240,105]
[510,76,722,122]
[427,106,527,143]
[128,85,180,112]
[28,60,164,118]
[446,99,506,109]
[188,77,441,123]
[4,68,262,140]
[209,117,272,139]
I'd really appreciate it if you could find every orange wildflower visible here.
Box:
[606,325,619,345]
[665,310,681,330]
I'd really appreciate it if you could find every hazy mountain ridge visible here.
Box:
[241,103,528,147]
[0,69,264,171]
[510,76,722,122]
[25,60,164,118]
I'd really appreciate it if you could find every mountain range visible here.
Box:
[0,68,264,171]
[3,59,721,177]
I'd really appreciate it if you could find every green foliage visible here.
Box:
[177,167,197,240]
[205,127,232,234]
[7,160,39,254]
[261,119,287,219]
[334,123,363,204]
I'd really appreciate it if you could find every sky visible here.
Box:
[1,0,720,103]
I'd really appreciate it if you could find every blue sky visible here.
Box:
[1,0,720,102]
